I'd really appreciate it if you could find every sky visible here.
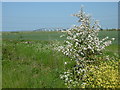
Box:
[2,2,118,31]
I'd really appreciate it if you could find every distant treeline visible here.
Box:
[100,28,120,31]
[5,29,120,34]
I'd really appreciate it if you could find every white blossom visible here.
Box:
[112,38,115,40]
[64,62,67,65]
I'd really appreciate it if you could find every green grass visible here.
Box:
[2,31,119,44]
[2,40,69,88]
[98,31,119,45]
[2,31,65,41]
[2,31,119,88]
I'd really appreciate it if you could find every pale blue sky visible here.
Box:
[2,2,118,31]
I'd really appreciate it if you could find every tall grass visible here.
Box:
[2,40,70,88]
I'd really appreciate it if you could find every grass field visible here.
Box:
[2,31,119,43]
[2,31,119,88]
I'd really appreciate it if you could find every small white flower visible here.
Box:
[60,76,63,79]
[75,42,79,46]
[83,47,87,50]
[66,41,69,44]
[65,78,68,81]
[112,38,115,40]
[82,83,86,85]
[75,39,79,41]
[64,62,67,65]
[73,35,76,39]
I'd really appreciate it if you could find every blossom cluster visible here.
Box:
[58,7,115,64]
[60,66,87,88]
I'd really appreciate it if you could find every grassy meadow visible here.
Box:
[2,31,120,88]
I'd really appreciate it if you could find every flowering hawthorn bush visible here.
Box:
[57,6,115,88]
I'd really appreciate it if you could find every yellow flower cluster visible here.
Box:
[84,60,120,88]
